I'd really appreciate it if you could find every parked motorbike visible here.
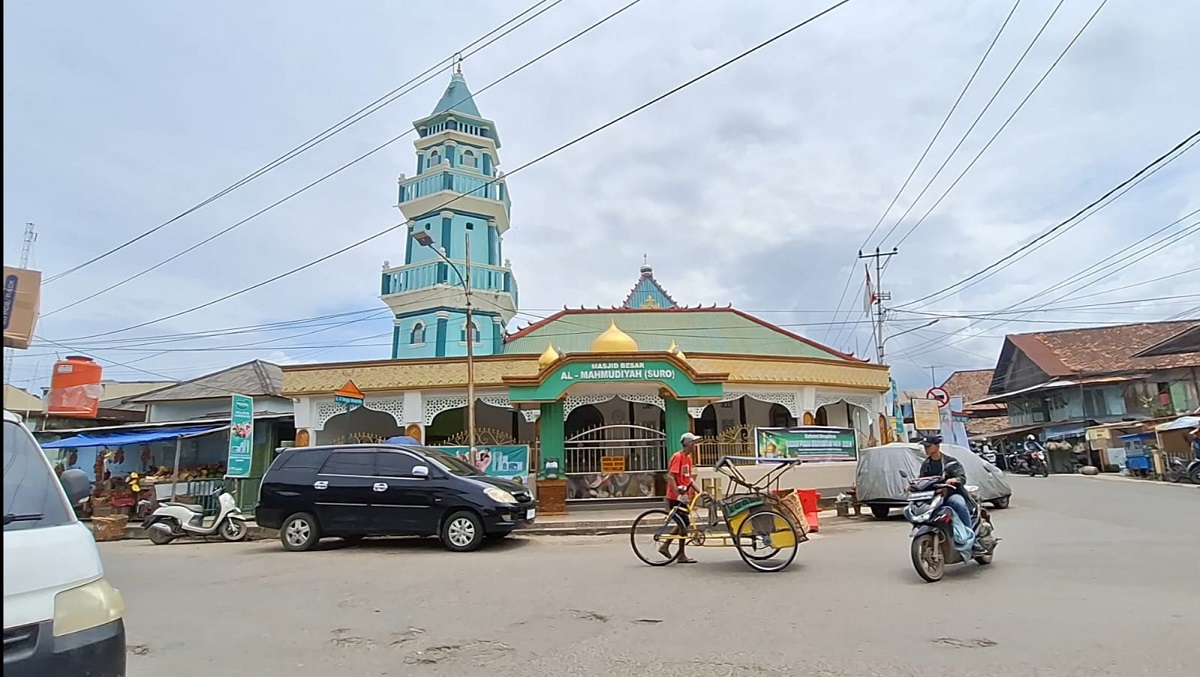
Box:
[901,471,999,583]
[1165,456,1200,484]
[142,487,248,545]
[1027,450,1050,477]
[1006,452,1031,475]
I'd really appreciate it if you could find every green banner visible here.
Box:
[439,445,530,484]
[755,427,857,462]
[227,394,254,478]
[508,359,722,402]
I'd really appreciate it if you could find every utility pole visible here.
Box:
[464,234,476,467]
[859,247,897,365]
[4,223,37,385]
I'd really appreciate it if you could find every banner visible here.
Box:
[227,394,254,478]
[754,427,857,462]
[3,266,41,349]
[440,445,529,484]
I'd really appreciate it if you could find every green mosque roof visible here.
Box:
[431,72,481,118]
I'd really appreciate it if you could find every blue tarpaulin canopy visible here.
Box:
[41,425,228,449]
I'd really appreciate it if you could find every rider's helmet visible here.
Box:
[1026,434,1037,442]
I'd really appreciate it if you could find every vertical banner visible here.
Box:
[227,394,254,478]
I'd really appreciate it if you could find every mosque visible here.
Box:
[281,68,891,504]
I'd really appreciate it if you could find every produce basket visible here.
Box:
[92,515,128,542]
[776,490,810,535]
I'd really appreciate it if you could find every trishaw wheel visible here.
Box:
[733,508,798,573]
[630,509,685,567]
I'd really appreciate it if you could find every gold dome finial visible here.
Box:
[538,343,560,368]
[590,321,639,353]
[668,340,687,362]
[667,339,678,353]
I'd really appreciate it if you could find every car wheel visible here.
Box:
[441,510,485,552]
[991,496,1010,509]
[280,512,320,552]
[870,505,890,519]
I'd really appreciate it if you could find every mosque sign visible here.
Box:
[507,359,724,403]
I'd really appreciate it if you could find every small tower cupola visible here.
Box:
[622,258,678,310]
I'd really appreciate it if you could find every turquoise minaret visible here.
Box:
[380,64,518,359]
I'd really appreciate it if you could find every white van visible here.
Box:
[3,409,126,676]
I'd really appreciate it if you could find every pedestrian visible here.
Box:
[659,431,700,563]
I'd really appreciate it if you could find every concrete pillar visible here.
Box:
[664,397,689,455]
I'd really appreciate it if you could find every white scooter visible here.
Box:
[142,487,248,545]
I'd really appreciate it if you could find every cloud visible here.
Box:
[4,0,1198,392]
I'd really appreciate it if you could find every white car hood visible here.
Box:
[3,522,104,629]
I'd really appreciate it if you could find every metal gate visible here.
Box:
[564,424,667,475]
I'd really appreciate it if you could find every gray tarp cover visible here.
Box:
[854,443,1012,502]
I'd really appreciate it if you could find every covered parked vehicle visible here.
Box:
[855,442,1012,519]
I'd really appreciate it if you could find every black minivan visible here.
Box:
[256,444,536,552]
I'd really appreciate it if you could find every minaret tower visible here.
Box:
[380,60,517,359]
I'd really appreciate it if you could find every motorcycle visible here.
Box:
[1028,450,1050,477]
[142,487,248,545]
[1165,456,1200,484]
[901,471,999,583]
[1005,452,1031,475]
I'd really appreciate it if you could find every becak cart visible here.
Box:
[629,456,808,572]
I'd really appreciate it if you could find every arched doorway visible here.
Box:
[565,404,604,439]
[316,407,403,446]
[815,399,874,444]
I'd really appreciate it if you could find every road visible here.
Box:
[102,475,1198,676]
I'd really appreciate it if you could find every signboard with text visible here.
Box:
[440,445,530,484]
[911,398,941,431]
[754,426,857,463]
[507,359,723,402]
[226,394,254,478]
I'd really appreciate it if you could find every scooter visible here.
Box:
[1006,452,1031,475]
[142,487,248,545]
[901,471,999,583]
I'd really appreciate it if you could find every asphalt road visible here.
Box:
[102,475,1198,676]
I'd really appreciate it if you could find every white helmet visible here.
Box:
[1026,434,1037,442]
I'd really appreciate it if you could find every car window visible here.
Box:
[420,448,483,477]
[318,451,375,476]
[374,451,418,477]
[4,420,74,532]
[278,449,328,471]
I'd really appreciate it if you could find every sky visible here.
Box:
[4,0,1198,396]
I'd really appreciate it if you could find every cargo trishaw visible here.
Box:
[629,456,808,572]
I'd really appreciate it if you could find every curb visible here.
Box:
[521,509,841,537]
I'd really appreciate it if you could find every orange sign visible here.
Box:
[600,456,626,474]
[333,380,365,406]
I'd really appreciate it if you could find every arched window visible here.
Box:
[410,322,426,345]
[460,150,477,168]
[461,320,480,344]
[428,150,441,168]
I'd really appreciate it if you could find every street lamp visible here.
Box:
[881,319,939,356]
[412,229,477,463]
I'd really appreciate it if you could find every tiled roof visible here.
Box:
[504,307,862,361]
[1133,324,1200,357]
[1007,321,1200,377]
[127,361,283,403]
[940,369,996,403]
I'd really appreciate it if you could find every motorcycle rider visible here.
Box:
[918,435,981,552]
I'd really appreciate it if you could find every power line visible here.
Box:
[897,219,1200,360]
[41,0,649,316]
[59,0,856,343]
[819,0,1024,347]
[879,0,1072,248]
[41,0,565,286]
[896,130,1200,309]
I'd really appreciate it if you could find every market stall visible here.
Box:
[41,424,230,519]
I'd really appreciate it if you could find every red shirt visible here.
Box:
[666,450,694,501]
